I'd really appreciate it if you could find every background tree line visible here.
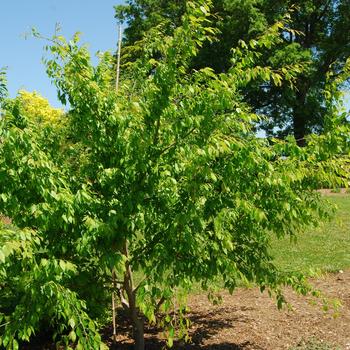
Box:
[115,0,350,144]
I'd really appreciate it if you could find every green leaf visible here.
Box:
[68,330,76,342]
[13,339,19,350]
[68,318,75,328]
[0,250,5,263]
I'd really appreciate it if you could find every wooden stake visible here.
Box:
[112,23,123,346]
[115,23,122,93]
[112,269,117,345]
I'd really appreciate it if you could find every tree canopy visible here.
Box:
[0,68,7,104]
[115,0,350,144]
[0,1,349,349]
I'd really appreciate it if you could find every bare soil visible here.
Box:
[107,270,350,350]
[318,188,349,196]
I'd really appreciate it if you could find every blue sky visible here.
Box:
[1,1,348,111]
[0,0,125,108]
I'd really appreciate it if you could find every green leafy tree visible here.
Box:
[0,225,103,350]
[115,0,350,144]
[0,1,349,349]
[0,68,7,105]
[0,98,104,349]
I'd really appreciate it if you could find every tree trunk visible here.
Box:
[123,242,146,350]
[293,83,308,147]
[293,110,306,147]
[126,281,145,350]
[131,310,145,350]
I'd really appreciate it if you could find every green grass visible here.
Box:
[270,194,350,275]
[191,194,350,293]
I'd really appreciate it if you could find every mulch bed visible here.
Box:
[100,270,350,349]
[22,271,350,349]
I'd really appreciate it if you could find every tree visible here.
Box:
[0,85,103,350]
[0,224,103,350]
[0,68,7,104]
[5,90,63,125]
[115,0,350,144]
[0,1,349,349]
[1,90,64,136]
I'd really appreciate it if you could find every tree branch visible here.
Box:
[158,126,196,156]
[154,296,166,314]
[116,285,130,310]
[133,275,148,294]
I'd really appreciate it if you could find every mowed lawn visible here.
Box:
[270,193,350,275]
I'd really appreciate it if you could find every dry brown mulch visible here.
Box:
[23,271,350,349]
[110,270,350,350]
[318,188,349,196]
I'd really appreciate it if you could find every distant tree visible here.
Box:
[0,2,349,350]
[2,90,63,127]
[115,0,350,144]
[0,68,7,104]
